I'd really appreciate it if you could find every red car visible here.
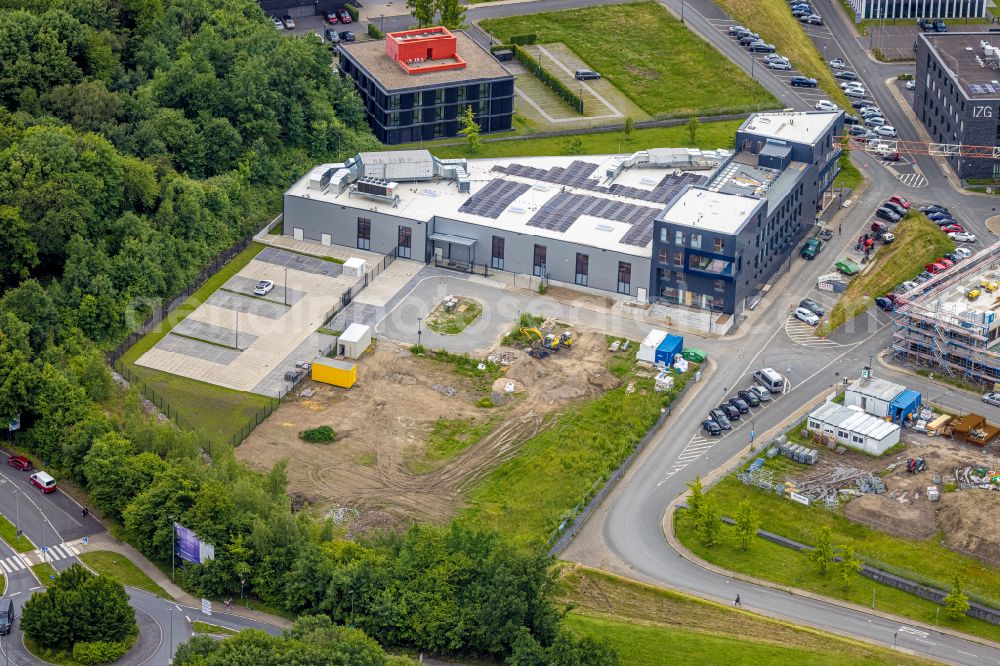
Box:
[337,8,352,23]
[937,257,954,267]
[925,262,947,274]
[7,456,31,471]
[888,195,910,209]
[941,224,964,234]
[29,471,57,493]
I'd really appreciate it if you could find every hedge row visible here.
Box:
[73,640,131,665]
[511,44,583,114]
[367,22,384,39]
[345,4,359,21]
[510,34,537,45]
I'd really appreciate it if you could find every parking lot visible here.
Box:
[136,248,357,396]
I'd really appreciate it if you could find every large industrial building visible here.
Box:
[338,27,515,145]
[889,239,1000,386]
[281,111,842,315]
[844,0,986,20]
[914,32,1000,180]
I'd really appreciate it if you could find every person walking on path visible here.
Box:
[734,594,742,606]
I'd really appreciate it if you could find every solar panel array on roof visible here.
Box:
[969,83,1000,95]
[458,179,531,218]
[492,162,706,204]
[526,192,659,247]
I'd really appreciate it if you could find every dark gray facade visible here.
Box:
[846,0,985,20]
[650,113,843,315]
[914,33,1000,180]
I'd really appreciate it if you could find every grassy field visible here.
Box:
[193,621,239,636]
[558,566,931,665]
[426,298,483,335]
[674,475,1000,642]
[818,213,954,334]
[715,0,852,109]
[410,119,744,161]
[406,417,500,474]
[458,354,695,549]
[32,562,57,586]
[79,551,171,598]
[118,242,276,445]
[480,3,777,118]
[0,514,35,553]
[833,150,863,189]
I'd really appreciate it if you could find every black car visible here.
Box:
[933,217,957,226]
[835,70,858,81]
[0,598,12,636]
[729,397,750,413]
[876,207,901,223]
[738,389,761,407]
[739,34,759,45]
[944,252,961,263]
[799,298,825,317]
[339,30,356,42]
[748,42,776,53]
[844,114,859,125]
[702,419,723,436]
[920,204,948,214]
[851,99,872,109]
[324,27,340,43]
[790,76,817,87]
[883,200,907,216]
[848,124,868,136]
[719,403,741,421]
[709,408,732,430]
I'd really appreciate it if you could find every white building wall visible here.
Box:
[843,391,892,418]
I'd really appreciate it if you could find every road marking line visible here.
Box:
[9,592,20,597]
[186,615,192,623]
[0,561,12,574]
[48,545,64,559]
[65,544,79,555]
[915,638,936,645]
[956,649,977,657]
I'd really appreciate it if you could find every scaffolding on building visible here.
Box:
[888,239,1000,388]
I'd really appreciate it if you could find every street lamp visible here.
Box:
[284,267,288,306]
[681,0,685,23]
[169,514,175,582]
[417,317,423,347]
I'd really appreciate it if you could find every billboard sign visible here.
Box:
[174,523,215,564]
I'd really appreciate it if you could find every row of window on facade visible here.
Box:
[382,83,494,110]
[662,229,729,252]
[384,103,484,127]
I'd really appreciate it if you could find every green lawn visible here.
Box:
[32,562,57,586]
[458,355,696,549]
[480,3,777,118]
[833,150,862,189]
[415,119,743,161]
[674,475,1000,642]
[0,514,35,553]
[425,298,483,335]
[715,0,852,109]
[818,213,954,334]
[79,551,171,599]
[118,242,276,445]
[558,567,931,665]
[193,621,239,636]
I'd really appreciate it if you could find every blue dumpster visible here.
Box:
[654,334,683,366]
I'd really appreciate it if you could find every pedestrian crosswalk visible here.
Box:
[898,172,928,188]
[0,553,32,573]
[34,542,80,564]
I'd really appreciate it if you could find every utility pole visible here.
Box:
[169,607,174,664]
[681,0,685,23]
[235,311,240,350]
[417,317,423,346]
[169,515,175,581]
[284,267,288,306]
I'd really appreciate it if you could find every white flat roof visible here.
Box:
[286,153,724,257]
[810,402,900,441]
[845,377,906,402]
[340,323,370,343]
[658,186,764,235]
[741,111,839,145]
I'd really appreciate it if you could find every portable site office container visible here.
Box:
[312,357,357,388]
[637,329,668,364]
[338,323,372,359]
[654,334,684,366]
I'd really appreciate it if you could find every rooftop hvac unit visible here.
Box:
[357,178,397,197]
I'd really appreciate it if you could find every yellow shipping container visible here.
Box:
[312,357,357,388]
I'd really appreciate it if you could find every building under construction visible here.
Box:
[889,239,1000,386]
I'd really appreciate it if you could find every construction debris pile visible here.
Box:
[487,350,518,366]
[954,465,1000,490]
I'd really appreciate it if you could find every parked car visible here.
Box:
[29,471,57,493]
[281,14,295,29]
[920,204,949,213]
[848,124,869,136]
[875,125,897,137]
[738,389,761,407]
[794,306,820,326]
[928,211,952,220]
[339,30,356,41]
[983,392,1000,407]
[739,34,760,45]
[709,408,732,429]
[815,100,837,111]
[949,231,976,243]
[906,80,916,90]
[729,25,748,35]
[860,106,883,117]
[933,218,958,226]
[840,81,865,91]
[719,403,742,421]
[0,599,13,636]
[865,116,887,128]
[875,296,894,312]
[728,397,750,413]
[324,28,340,43]
[337,8,352,22]
[799,298,825,317]
[936,257,954,267]
[768,59,792,70]
[790,76,817,87]
[941,224,965,234]
[806,14,824,24]
[899,280,919,291]
[253,279,275,296]
[925,262,947,274]
[944,252,962,263]
[7,455,31,471]
[876,207,901,223]
[955,247,972,259]
[888,195,910,208]
[829,58,845,68]
[844,87,868,99]
[747,385,772,402]
[844,114,860,125]
[323,11,338,23]
[702,418,723,435]
[835,70,859,81]
[801,237,823,259]
[877,150,900,162]
[575,69,601,80]
[883,200,907,216]
[748,42,776,53]
[271,17,283,30]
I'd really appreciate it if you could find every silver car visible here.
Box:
[983,392,1000,407]
[747,385,772,402]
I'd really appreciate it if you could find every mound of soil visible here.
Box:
[842,493,935,539]
[588,369,622,391]
[937,491,1000,566]
[505,357,544,387]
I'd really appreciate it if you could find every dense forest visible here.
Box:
[0,0,616,663]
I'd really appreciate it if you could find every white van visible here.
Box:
[753,368,785,394]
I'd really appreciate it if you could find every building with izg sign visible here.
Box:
[914,32,1000,180]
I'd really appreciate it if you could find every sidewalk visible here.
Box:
[81,533,294,630]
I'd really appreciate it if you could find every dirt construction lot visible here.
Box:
[237,330,622,532]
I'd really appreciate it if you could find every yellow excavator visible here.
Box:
[520,327,573,351]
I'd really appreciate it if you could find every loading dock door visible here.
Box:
[293,227,304,241]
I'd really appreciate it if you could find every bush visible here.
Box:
[300,426,336,443]
[367,22,384,39]
[511,44,583,113]
[510,34,537,45]
[73,640,130,665]
[897,73,915,80]
[345,4,359,20]
[476,397,494,408]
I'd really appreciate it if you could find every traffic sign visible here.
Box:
[81,537,89,545]
[750,430,756,442]
[201,599,212,616]
[41,546,48,552]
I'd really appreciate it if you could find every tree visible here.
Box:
[686,475,705,517]
[944,576,970,620]
[458,105,481,153]
[436,0,466,29]
[734,499,758,550]
[562,137,584,155]
[0,206,38,287]
[835,545,861,590]
[810,526,834,575]
[623,116,634,140]
[698,494,720,547]
[406,0,436,27]
[686,116,700,145]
